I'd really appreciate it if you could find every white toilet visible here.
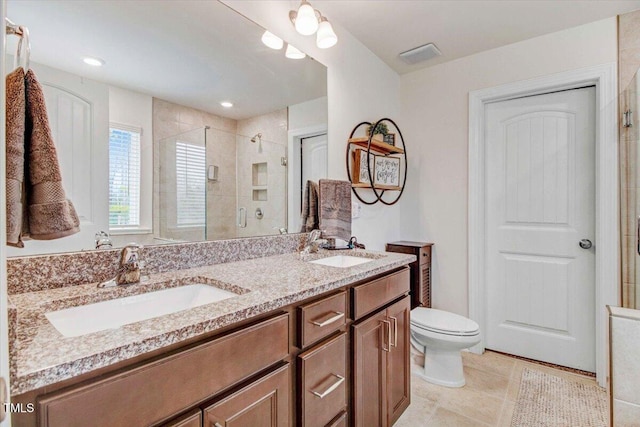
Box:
[410,308,481,387]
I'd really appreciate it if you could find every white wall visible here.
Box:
[400,18,618,316]
[289,96,328,132]
[223,1,404,251]
[108,86,154,246]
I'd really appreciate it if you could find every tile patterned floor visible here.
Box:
[396,349,602,426]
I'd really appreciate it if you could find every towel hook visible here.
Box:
[15,25,30,71]
[5,18,30,71]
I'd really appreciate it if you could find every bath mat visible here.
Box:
[511,367,607,427]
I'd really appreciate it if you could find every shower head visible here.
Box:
[250,133,262,143]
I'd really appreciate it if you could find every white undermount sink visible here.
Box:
[309,255,373,268]
[45,284,238,338]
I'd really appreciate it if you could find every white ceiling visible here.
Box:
[315,0,640,74]
[5,0,327,120]
[6,0,640,115]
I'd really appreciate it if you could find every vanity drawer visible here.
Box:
[38,313,290,427]
[204,363,291,427]
[298,291,347,348]
[298,333,347,427]
[352,268,410,320]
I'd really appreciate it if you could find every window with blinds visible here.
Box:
[175,141,206,227]
[109,125,141,228]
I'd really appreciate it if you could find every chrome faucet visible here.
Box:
[97,243,144,288]
[94,230,113,250]
[302,230,327,254]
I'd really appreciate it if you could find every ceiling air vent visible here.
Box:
[399,43,442,65]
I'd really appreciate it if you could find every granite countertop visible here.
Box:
[8,249,415,395]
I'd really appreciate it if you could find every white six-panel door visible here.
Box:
[485,87,596,372]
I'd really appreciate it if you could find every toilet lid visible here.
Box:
[411,308,480,336]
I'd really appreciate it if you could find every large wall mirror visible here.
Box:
[5,0,328,256]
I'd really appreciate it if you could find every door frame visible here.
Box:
[468,63,618,387]
[287,124,327,233]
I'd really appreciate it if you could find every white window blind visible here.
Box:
[109,125,141,228]
[175,141,206,227]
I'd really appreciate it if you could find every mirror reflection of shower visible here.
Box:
[158,127,208,243]
[157,126,288,243]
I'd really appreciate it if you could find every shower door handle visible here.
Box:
[637,217,640,256]
[238,207,247,228]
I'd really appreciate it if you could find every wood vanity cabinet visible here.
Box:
[385,241,433,309]
[352,269,411,427]
[37,314,290,427]
[17,267,412,427]
[297,291,348,427]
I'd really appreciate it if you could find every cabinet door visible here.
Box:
[204,364,290,427]
[386,296,411,425]
[352,311,388,427]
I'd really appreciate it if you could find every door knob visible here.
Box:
[579,239,593,249]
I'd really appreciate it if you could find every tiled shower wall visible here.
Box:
[236,109,289,237]
[619,10,640,308]
[152,98,238,241]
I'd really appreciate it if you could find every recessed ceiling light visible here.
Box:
[83,56,105,67]
[220,101,233,108]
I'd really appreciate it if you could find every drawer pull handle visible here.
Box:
[389,316,398,347]
[214,423,223,427]
[381,319,391,352]
[311,374,345,398]
[311,311,344,327]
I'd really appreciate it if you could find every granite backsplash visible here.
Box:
[7,233,307,294]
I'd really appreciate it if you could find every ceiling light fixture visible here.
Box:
[83,56,105,67]
[220,101,233,108]
[261,31,284,50]
[290,1,318,36]
[289,0,338,48]
[316,16,338,49]
[285,44,306,60]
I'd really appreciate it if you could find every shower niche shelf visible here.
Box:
[253,189,268,201]
[252,162,268,186]
[346,118,407,206]
[252,162,268,201]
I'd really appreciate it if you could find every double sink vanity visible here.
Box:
[7,237,415,427]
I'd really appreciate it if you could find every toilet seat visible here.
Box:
[411,308,479,337]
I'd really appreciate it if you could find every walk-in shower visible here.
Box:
[157,126,287,243]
